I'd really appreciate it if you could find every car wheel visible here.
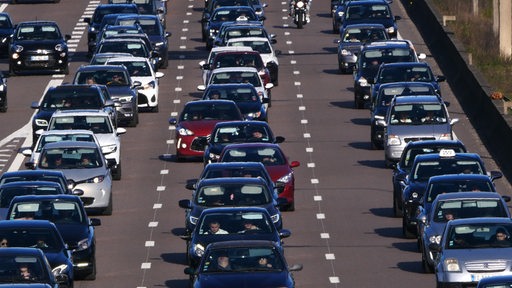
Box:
[393,194,403,217]
[112,163,122,181]
[422,251,434,274]
[62,65,69,75]
[384,157,394,168]
[103,193,113,216]
[354,95,364,109]
[160,58,168,69]
[402,216,415,239]
[128,112,138,127]
[0,99,7,113]
[287,201,295,211]
[152,105,159,113]
[9,65,17,76]
[83,256,96,280]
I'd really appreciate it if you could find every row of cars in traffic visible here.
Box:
[0,0,173,286]
[331,1,512,287]
[166,0,306,287]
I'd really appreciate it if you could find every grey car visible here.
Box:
[431,217,512,287]
[418,192,511,273]
[376,95,459,167]
[31,141,114,215]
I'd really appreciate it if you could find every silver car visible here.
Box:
[418,192,511,273]
[431,217,512,287]
[376,95,459,167]
[34,141,114,215]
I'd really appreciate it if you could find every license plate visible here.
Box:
[471,273,498,282]
[31,55,49,61]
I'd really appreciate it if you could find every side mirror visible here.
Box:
[169,118,178,125]
[418,53,427,60]
[155,72,165,78]
[72,189,84,196]
[179,199,192,209]
[289,161,300,168]
[185,179,198,190]
[198,60,206,67]
[179,234,191,241]
[394,16,401,21]
[132,81,142,88]
[279,229,291,239]
[116,127,127,135]
[502,195,511,203]
[197,85,206,91]
[83,18,91,24]
[90,218,101,226]
[21,149,33,157]
[450,118,459,126]
[184,267,195,275]
[264,83,274,90]
[436,75,446,82]
[490,170,503,181]
[288,264,303,271]
[30,101,40,109]
[376,119,387,127]
[24,162,35,170]
[274,136,285,143]
[428,243,441,252]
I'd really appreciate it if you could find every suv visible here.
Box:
[47,109,126,180]
[353,40,426,109]
[30,84,117,144]
[376,95,459,167]
[73,65,141,127]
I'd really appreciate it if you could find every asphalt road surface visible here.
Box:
[0,0,509,287]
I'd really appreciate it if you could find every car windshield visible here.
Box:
[211,125,271,144]
[205,87,260,104]
[40,90,102,110]
[389,103,447,125]
[49,116,113,134]
[361,48,417,78]
[16,24,61,41]
[38,147,103,170]
[212,9,257,22]
[202,246,284,272]
[0,256,48,283]
[8,200,85,224]
[75,70,130,86]
[195,183,271,206]
[376,85,436,107]
[412,160,484,182]
[181,103,240,121]
[210,71,262,86]
[36,133,95,153]
[343,28,387,43]
[93,7,139,23]
[97,41,149,58]
[107,60,152,77]
[225,28,266,41]
[197,211,273,234]
[221,147,285,166]
[117,18,161,35]
[445,223,512,249]
[0,228,62,252]
[213,54,263,69]
[426,180,495,203]
[0,187,63,208]
[378,66,433,83]
[433,200,508,223]
[228,40,271,54]
[345,4,391,20]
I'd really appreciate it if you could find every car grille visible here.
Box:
[81,197,95,206]
[404,137,436,143]
[465,260,507,272]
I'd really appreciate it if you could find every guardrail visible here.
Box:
[401,0,512,182]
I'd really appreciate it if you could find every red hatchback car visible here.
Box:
[218,142,300,211]
[169,100,244,160]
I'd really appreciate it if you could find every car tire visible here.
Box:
[103,193,113,216]
[393,194,403,217]
[83,257,97,280]
[402,216,415,239]
[160,58,168,69]
[422,251,434,274]
[112,163,122,181]
[287,201,295,211]
[62,65,69,75]
[152,105,159,113]
[128,112,138,127]
[0,99,7,113]
[9,65,17,76]
[354,94,364,109]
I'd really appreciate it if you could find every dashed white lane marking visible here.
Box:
[301,119,308,124]
[303,133,310,138]
[156,186,165,191]
[166,140,173,144]
[178,65,184,69]
[297,94,303,98]
[173,99,181,103]
[307,162,315,168]
[148,222,158,227]
[298,106,305,110]
[289,50,295,54]
[145,241,155,247]
[329,277,340,284]
[290,60,296,64]
[160,169,169,174]
[311,179,319,184]
[180,45,187,49]
[284,31,290,36]
[287,41,293,45]
[321,233,330,238]
[316,213,326,219]
[176,76,183,80]
[293,70,300,75]
[306,147,313,152]
[182,28,189,32]
[175,87,182,92]
[325,254,335,260]
[141,263,151,269]
[170,112,178,116]
[180,36,187,40]
[153,204,162,209]
[294,81,301,86]
[314,195,322,201]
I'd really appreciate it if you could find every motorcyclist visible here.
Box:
[289,0,311,23]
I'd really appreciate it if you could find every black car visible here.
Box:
[391,140,467,217]
[0,181,68,220]
[184,240,302,288]
[0,220,73,288]
[201,0,255,42]
[0,72,7,113]
[202,84,268,121]
[178,177,283,234]
[90,24,144,57]
[6,195,101,280]
[0,13,14,55]
[83,3,139,51]
[340,0,400,39]
[0,247,64,286]
[0,170,77,195]
[73,65,141,127]
[353,40,425,109]
[115,14,171,69]
[179,207,290,268]
[30,84,117,143]
[87,14,139,56]
[9,21,71,75]
[370,82,438,149]
[401,150,503,238]
[109,0,168,28]
[198,120,284,165]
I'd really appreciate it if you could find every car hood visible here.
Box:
[260,53,277,65]
[0,28,13,38]
[43,251,70,270]
[338,42,363,52]
[130,76,155,85]
[193,233,279,247]
[55,224,91,245]
[13,40,63,50]
[180,120,226,136]
[424,222,447,239]
[441,247,512,263]
[197,271,290,288]
[344,18,395,29]
[106,86,135,97]
[404,182,428,199]
[236,102,262,114]
[265,165,291,182]
[94,133,118,147]
[60,168,108,182]
[386,124,452,137]
[0,208,7,220]
[33,110,56,122]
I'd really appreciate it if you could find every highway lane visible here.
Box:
[0,0,510,287]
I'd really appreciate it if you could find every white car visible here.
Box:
[105,56,164,112]
[22,129,101,168]
[46,109,126,181]
[199,46,253,85]
[197,66,274,106]
[225,36,280,85]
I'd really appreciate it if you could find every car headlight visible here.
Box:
[208,152,220,161]
[271,213,280,223]
[277,172,293,184]
[102,144,117,154]
[84,175,105,184]
[209,29,218,36]
[35,119,48,127]
[144,81,156,89]
[337,11,344,17]
[444,258,461,272]
[358,77,369,87]
[386,27,396,34]
[75,238,90,251]
[1,37,8,44]
[246,111,262,119]
[193,243,205,257]
[340,49,351,56]
[55,43,66,52]
[52,264,69,276]
[296,1,304,8]
[189,215,198,225]
[374,115,385,120]
[439,133,452,140]
[153,41,165,47]
[117,96,134,103]
[429,235,441,244]
[13,45,23,53]
[387,135,401,146]
[177,127,194,136]
[411,192,419,199]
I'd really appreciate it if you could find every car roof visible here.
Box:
[0,247,47,257]
[42,141,100,149]
[447,217,512,226]
[435,191,503,201]
[0,170,67,178]
[204,162,267,169]
[414,152,483,162]
[105,56,150,63]
[227,36,271,43]
[17,20,58,26]
[185,99,238,106]
[427,173,492,183]
[211,66,259,73]
[0,219,58,229]
[39,129,96,136]
[363,40,412,49]
[222,142,281,150]
[48,84,102,91]
[76,64,129,71]
[197,177,268,186]
[0,181,63,188]
[206,83,258,90]
[9,194,82,204]
[210,46,253,53]
[343,23,386,29]
[51,109,110,117]
[379,81,437,89]
[207,239,278,249]
[116,14,159,20]
[380,62,430,68]
[392,95,443,104]
[403,139,466,150]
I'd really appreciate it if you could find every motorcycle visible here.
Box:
[292,0,308,29]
